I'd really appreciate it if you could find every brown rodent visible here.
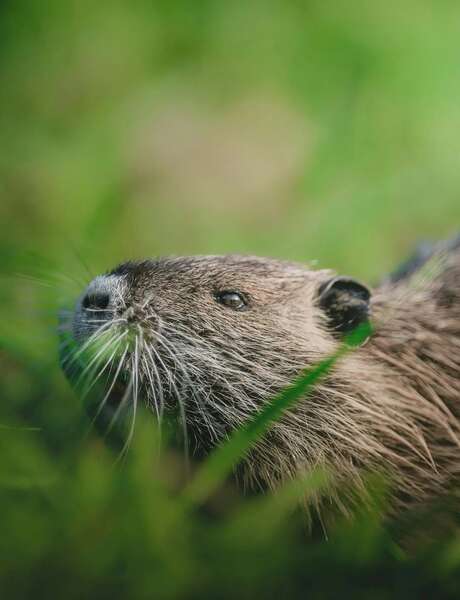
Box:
[62,237,460,514]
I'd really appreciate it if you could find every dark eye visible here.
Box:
[215,291,247,311]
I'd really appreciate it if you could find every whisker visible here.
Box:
[61,318,126,369]
[119,333,141,458]
[107,377,133,435]
[149,337,189,469]
[15,269,87,291]
[60,321,114,365]
[14,273,57,289]
[81,331,129,398]
[156,328,219,445]
[91,343,130,425]
[84,319,116,324]
[142,344,166,421]
[75,330,123,388]
[141,354,161,422]
[112,285,127,310]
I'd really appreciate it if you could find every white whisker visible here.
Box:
[91,343,129,425]
[75,330,124,389]
[118,333,141,459]
[81,331,129,399]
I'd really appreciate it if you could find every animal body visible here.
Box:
[61,236,460,514]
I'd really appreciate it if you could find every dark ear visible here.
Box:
[318,276,371,335]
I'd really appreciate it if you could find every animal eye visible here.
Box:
[215,291,247,311]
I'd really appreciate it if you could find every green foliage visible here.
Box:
[1,414,459,599]
[1,1,459,598]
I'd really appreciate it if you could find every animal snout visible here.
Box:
[80,275,121,317]
[82,290,110,311]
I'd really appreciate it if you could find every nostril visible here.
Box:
[82,292,110,311]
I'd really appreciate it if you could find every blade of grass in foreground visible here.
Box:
[184,323,372,506]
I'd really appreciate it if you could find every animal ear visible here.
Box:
[318,276,371,335]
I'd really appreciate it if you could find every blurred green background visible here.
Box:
[1,1,460,598]
[2,0,460,276]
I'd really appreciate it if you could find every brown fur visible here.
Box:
[65,245,460,515]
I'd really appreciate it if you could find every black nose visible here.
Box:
[82,291,110,311]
